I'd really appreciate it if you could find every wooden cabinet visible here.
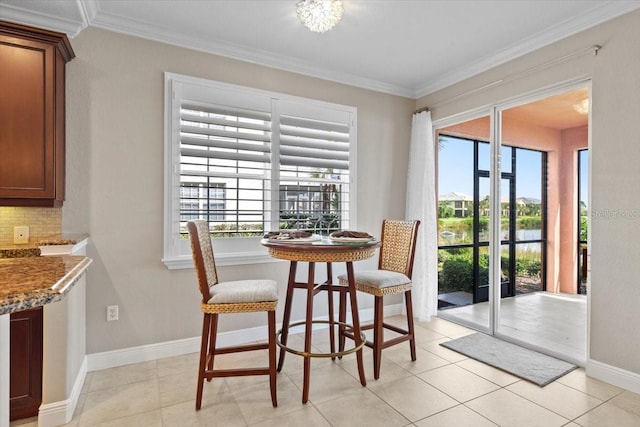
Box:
[10,307,43,420]
[0,21,74,207]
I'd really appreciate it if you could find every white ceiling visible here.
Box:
[1,0,639,98]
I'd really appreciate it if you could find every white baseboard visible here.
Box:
[87,335,201,372]
[38,357,88,427]
[86,304,404,372]
[587,358,640,394]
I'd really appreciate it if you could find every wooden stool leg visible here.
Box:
[373,295,384,380]
[302,262,315,403]
[278,261,297,372]
[206,314,218,378]
[326,263,336,360]
[405,290,417,361]
[268,310,278,407]
[338,288,347,357]
[346,262,366,387]
[196,313,212,410]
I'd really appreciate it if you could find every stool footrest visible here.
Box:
[278,319,366,358]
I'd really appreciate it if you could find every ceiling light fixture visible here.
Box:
[573,98,589,115]
[296,0,344,33]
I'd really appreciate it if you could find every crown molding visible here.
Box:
[77,0,99,29]
[0,2,86,37]
[414,1,640,98]
[85,5,416,98]
[75,0,640,98]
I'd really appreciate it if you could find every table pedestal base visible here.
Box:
[276,319,366,358]
[277,261,367,404]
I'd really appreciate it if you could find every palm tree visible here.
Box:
[309,169,340,232]
[479,195,490,216]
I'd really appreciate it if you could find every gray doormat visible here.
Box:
[440,333,576,386]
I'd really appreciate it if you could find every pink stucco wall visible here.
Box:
[558,126,588,292]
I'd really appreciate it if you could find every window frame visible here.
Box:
[163,73,358,269]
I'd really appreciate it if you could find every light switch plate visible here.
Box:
[13,226,29,244]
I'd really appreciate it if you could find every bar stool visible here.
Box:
[338,219,420,379]
[187,220,278,409]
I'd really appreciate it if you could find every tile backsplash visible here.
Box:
[0,207,62,244]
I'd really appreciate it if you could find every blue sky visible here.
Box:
[438,136,543,201]
[579,149,588,205]
[438,135,589,206]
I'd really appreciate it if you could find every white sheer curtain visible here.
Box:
[406,110,438,321]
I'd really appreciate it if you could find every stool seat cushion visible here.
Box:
[338,270,411,289]
[209,280,278,304]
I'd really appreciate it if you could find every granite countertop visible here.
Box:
[0,233,89,258]
[38,233,89,246]
[0,246,41,258]
[0,255,92,315]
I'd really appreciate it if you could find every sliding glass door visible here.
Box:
[437,117,492,332]
[496,86,589,364]
[438,137,546,308]
[435,83,589,363]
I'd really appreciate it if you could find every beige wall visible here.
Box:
[420,10,640,376]
[62,28,414,354]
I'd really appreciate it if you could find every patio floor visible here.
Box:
[437,291,587,365]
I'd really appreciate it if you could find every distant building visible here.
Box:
[439,192,473,217]
[515,197,542,216]
[439,193,542,217]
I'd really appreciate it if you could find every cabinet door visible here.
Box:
[9,307,43,421]
[0,22,73,207]
[0,37,56,200]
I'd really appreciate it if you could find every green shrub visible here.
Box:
[477,216,489,233]
[516,216,542,230]
[439,248,540,294]
[438,250,450,264]
[517,257,541,277]
[446,247,472,257]
[479,252,490,268]
[209,223,263,237]
[441,258,473,293]
[580,215,588,242]
[502,253,541,277]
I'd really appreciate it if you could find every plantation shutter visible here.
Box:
[179,99,272,232]
[279,115,350,170]
[180,100,271,173]
[276,103,353,232]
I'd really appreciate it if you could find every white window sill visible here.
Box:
[162,251,283,270]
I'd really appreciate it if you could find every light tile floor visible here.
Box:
[11,316,640,427]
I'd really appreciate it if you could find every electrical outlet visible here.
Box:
[107,305,119,321]
[13,226,29,244]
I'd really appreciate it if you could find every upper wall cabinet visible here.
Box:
[0,21,75,207]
